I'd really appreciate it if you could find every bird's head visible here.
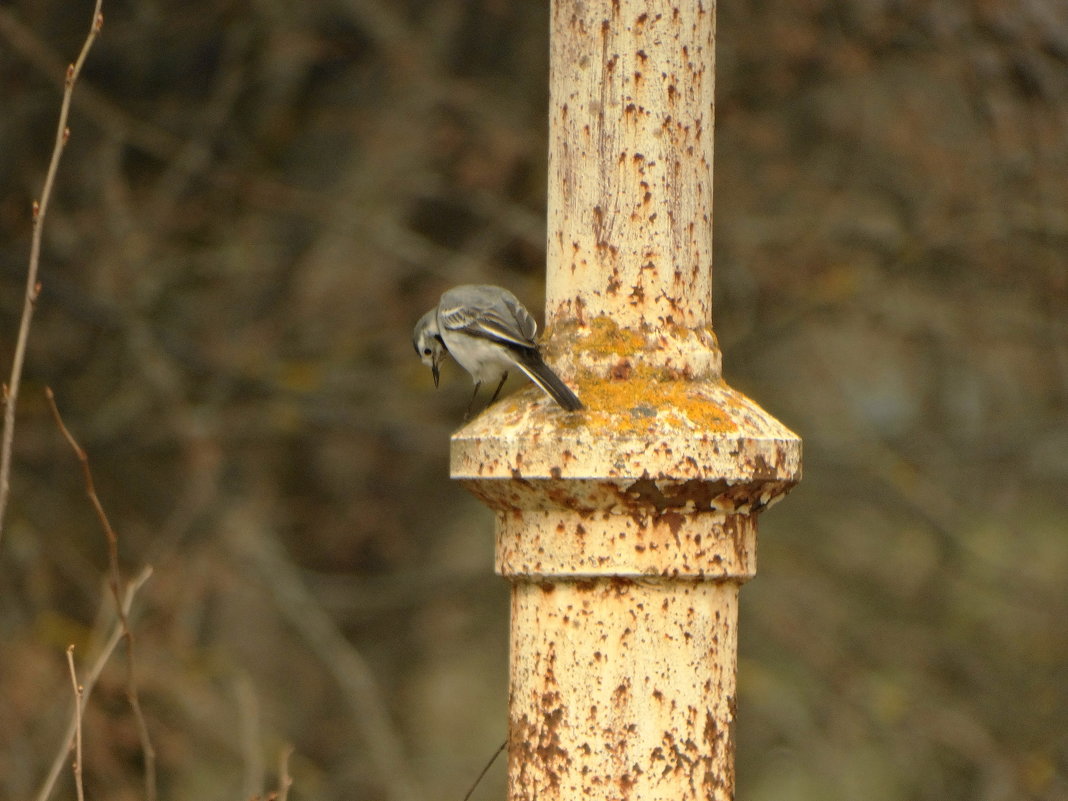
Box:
[412,309,448,387]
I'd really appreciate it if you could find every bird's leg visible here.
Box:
[489,372,508,405]
[464,381,482,421]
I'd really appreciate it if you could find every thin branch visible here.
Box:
[65,647,86,801]
[45,389,120,577]
[46,388,157,801]
[277,745,294,801]
[0,0,104,545]
[36,567,153,801]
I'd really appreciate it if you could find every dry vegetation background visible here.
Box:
[0,0,1065,799]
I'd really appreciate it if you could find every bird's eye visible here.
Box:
[423,348,433,356]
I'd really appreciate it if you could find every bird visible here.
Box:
[412,284,583,415]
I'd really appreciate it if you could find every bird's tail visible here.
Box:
[512,349,584,411]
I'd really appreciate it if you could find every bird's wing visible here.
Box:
[438,285,538,348]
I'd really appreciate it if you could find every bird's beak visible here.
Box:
[432,355,442,388]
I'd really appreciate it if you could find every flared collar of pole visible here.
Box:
[449,323,801,536]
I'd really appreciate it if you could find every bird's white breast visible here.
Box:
[440,328,514,385]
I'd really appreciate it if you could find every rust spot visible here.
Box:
[661,511,685,539]
[703,710,718,746]
[539,581,555,593]
[550,466,563,479]
[610,359,632,380]
[752,454,777,480]
[727,515,751,568]
[624,475,732,513]
[592,204,609,250]
[511,707,572,791]
[637,49,648,63]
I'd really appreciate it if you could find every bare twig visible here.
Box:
[36,567,153,801]
[0,0,104,545]
[277,745,294,801]
[65,647,86,801]
[46,388,157,801]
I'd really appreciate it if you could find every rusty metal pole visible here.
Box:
[452,1,801,800]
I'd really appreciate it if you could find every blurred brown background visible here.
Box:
[0,1,1065,799]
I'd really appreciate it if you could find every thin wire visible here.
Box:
[461,740,506,801]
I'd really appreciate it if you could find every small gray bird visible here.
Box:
[412,284,583,413]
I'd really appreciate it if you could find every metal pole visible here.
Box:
[452,2,801,799]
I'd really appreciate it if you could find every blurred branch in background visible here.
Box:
[0,7,177,158]
[224,499,423,801]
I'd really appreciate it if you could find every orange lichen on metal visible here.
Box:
[569,372,738,436]
[574,315,649,357]
[544,313,723,387]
